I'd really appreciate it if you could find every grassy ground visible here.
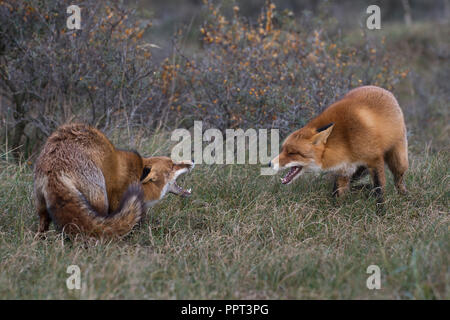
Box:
[0,17,448,300]
[0,142,448,299]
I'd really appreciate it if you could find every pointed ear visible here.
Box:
[312,123,334,145]
[140,166,157,183]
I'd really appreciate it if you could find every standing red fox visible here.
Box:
[34,123,194,238]
[270,86,408,206]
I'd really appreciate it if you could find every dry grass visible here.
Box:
[0,139,448,299]
[0,1,448,300]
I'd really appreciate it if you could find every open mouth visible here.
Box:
[169,164,194,197]
[281,166,302,185]
[170,181,192,197]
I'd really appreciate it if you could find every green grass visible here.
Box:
[0,145,448,299]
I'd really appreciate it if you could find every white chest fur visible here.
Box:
[324,162,365,177]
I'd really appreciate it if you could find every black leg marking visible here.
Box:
[372,170,386,214]
[332,177,339,197]
[351,166,369,182]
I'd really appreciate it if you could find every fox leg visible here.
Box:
[369,160,386,207]
[37,200,51,233]
[332,175,350,197]
[385,141,408,195]
[349,166,372,191]
[351,166,369,182]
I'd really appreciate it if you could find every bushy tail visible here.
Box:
[49,181,146,238]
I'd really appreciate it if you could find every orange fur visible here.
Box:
[270,86,408,205]
[34,123,193,238]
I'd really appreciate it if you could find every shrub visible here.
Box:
[164,1,406,134]
[0,0,160,158]
[0,0,407,159]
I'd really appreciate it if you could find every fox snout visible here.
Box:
[273,158,300,172]
[269,156,282,171]
[175,160,195,171]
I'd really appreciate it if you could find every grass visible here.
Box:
[0,1,448,300]
[0,142,448,299]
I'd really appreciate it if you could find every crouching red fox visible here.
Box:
[34,123,194,238]
[270,86,408,206]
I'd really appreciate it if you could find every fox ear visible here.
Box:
[140,166,157,183]
[312,123,334,145]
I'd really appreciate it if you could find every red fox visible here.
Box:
[270,86,408,206]
[34,123,194,238]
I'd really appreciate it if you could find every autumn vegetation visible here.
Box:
[0,0,448,299]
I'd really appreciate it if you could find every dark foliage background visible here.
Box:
[0,0,448,159]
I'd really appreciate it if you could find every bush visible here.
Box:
[0,0,160,158]
[0,0,407,159]
[164,1,406,134]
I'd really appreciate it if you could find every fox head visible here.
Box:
[270,123,334,184]
[139,156,194,202]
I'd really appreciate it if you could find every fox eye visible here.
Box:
[288,150,305,158]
